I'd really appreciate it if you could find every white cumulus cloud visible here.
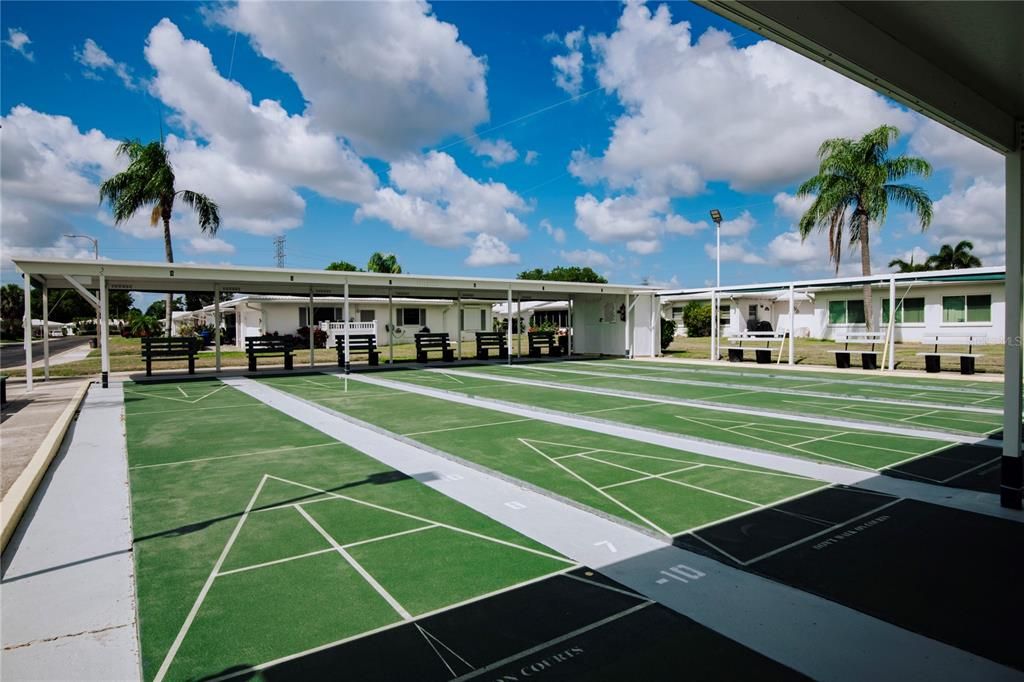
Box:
[75,38,136,89]
[549,27,585,95]
[540,219,566,244]
[560,248,612,268]
[472,138,519,166]
[465,233,519,267]
[4,28,33,61]
[216,1,489,159]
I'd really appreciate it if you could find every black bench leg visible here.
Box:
[248,354,257,372]
[417,351,427,363]
[924,355,941,373]
[284,353,293,371]
[960,356,976,375]
[337,352,345,368]
[369,353,379,367]
[861,353,877,371]
[834,352,850,369]
[727,348,743,362]
[755,349,771,364]
[477,349,488,360]
[146,357,153,377]
[188,356,195,375]
[443,350,454,362]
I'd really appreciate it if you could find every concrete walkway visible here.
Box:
[1,378,90,499]
[0,384,140,681]
[225,377,1020,682]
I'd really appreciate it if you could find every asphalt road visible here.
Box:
[0,337,92,369]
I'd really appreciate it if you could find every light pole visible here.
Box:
[709,209,723,360]
[65,234,100,347]
[64,234,99,260]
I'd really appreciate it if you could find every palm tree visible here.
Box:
[366,252,402,273]
[798,125,932,330]
[99,140,220,334]
[926,240,982,270]
[887,255,931,273]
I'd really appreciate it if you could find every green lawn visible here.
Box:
[259,374,827,539]
[125,380,571,681]
[665,335,1006,374]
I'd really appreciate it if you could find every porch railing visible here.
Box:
[319,321,378,348]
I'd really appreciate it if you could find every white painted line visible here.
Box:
[130,442,338,470]
[403,417,533,437]
[176,386,189,398]
[341,524,439,549]
[294,504,413,620]
[457,603,653,681]
[217,548,336,577]
[153,475,270,682]
[504,501,527,510]
[519,439,672,537]
[594,540,617,553]
[599,464,704,490]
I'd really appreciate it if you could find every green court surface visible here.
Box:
[579,359,1005,407]
[450,363,1004,435]
[376,369,953,471]
[259,374,827,538]
[125,380,574,681]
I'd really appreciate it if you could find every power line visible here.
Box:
[274,233,286,266]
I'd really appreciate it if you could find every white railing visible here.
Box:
[320,321,377,348]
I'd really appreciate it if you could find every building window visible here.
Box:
[719,305,731,325]
[671,306,685,321]
[398,308,425,327]
[462,309,485,330]
[359,310,375,323]
[882,297,925,324]
[480,309,487,331]
[829,299,865,325]
[942,294,991,323]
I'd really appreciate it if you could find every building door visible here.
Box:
[360,310,375,322]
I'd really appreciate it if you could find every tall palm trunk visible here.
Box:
[857,210,873,331]
[163,215,174,336]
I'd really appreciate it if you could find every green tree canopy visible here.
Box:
[516,266,608,283]
[926,240,982,270]
[325,260,362,272]
[797,125,932,329]
[100,139,220,333]
[146,297,184,320]
[366,252,402,273]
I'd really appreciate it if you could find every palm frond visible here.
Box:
[177,190,221,234]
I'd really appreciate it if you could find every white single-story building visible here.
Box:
[661,267,1006,344]
[175,294,497,349]
[491,300,570,330]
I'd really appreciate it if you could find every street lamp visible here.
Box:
[709,210,723,360]
[64,234,99,260]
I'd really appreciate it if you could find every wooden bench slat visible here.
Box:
[415,333,454,362]
[140,337,200,377]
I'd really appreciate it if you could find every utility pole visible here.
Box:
[273,235,286,268]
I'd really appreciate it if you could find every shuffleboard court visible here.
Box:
[374,368,954,471]
[451,363,1004,435]
[576,359,1005,407]
[126,380,590,681]
[257,374,827,538]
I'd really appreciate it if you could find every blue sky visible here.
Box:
[1,1,1006,288]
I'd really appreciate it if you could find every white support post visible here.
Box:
[23,272,32,392]
[457,294,463,361]
[506,286,513,366]
[624,293,631,358]
[1002,137,1023,509]
[100,272,110,388]
[650,292,657,357]
[888,277,897,371]
[516,297,522,359]
[710,290,717,361]
[567,296,574,357]
[308,292,315,367]
[388,288,394,365]
[214,285,222,372]
[788,284,795,366]
[343,282,351,373]
[42,285,50,381]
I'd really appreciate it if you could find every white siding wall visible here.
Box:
[573,293,627,356]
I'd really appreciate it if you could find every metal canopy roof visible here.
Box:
[12,257,656,302]
[659,265,1005,297]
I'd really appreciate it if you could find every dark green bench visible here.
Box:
[245,336,294,371]
[528,331,563,358]
[475,331,508,360]
[141,337,200,377]
[415,333,454,363]
[336,334,379,367]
